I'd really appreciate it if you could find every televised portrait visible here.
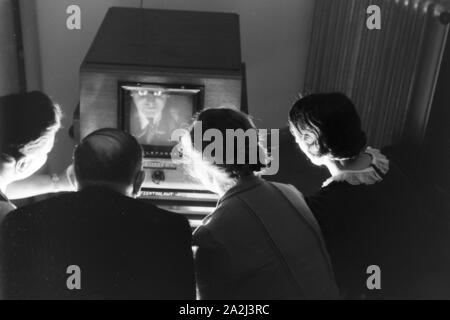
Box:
[122,85,199,146]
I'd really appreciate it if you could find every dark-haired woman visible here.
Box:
[289,93,431,299]
[181,107,338,300]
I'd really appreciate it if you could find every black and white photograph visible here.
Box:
[0,0,449,305]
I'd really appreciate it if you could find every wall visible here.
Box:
[24,0,315,172]
[0,0,20,95]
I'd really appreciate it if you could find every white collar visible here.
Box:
[323,147,390,187]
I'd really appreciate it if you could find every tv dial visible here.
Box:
[151,170,166,185]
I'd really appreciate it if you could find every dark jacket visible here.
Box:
[0,186,195,300]
[306,161,433,299]
[193,176,339,300]
[0,191,15,225]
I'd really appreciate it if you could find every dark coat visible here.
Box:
[0,186,195,300]
[194,176,338,300]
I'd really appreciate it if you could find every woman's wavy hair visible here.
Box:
[289,92,367,160]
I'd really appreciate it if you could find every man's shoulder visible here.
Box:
[6,191,188,229]
[131,197,189,228]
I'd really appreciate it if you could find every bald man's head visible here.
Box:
[74,129,144,192]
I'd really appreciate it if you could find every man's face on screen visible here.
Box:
[132,90,168,120]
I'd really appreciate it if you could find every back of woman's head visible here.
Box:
[289,93,367,160]
[187,107,267,181]
[0,91,62,162]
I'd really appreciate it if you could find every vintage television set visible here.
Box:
[79,7,247,223]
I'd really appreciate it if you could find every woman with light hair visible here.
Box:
[182,107,338,300]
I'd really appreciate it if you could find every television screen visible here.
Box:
[120,83,203,157]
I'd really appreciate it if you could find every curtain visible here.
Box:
[304,0,449,148]
[0,0,22,95]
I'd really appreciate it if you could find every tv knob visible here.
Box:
[151,170,165,185]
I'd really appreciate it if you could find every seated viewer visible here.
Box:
[289,93,433,299]
[182,107,339,300]
[0,128,195,300]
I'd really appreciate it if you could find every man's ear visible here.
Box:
[132,170,146,197]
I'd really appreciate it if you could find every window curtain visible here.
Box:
[304,0,449,148]
[0,0,19,96]
[0,0,23,95]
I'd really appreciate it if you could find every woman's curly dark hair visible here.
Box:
[289,93,367,160]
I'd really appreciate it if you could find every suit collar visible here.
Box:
[79,185,129,198]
